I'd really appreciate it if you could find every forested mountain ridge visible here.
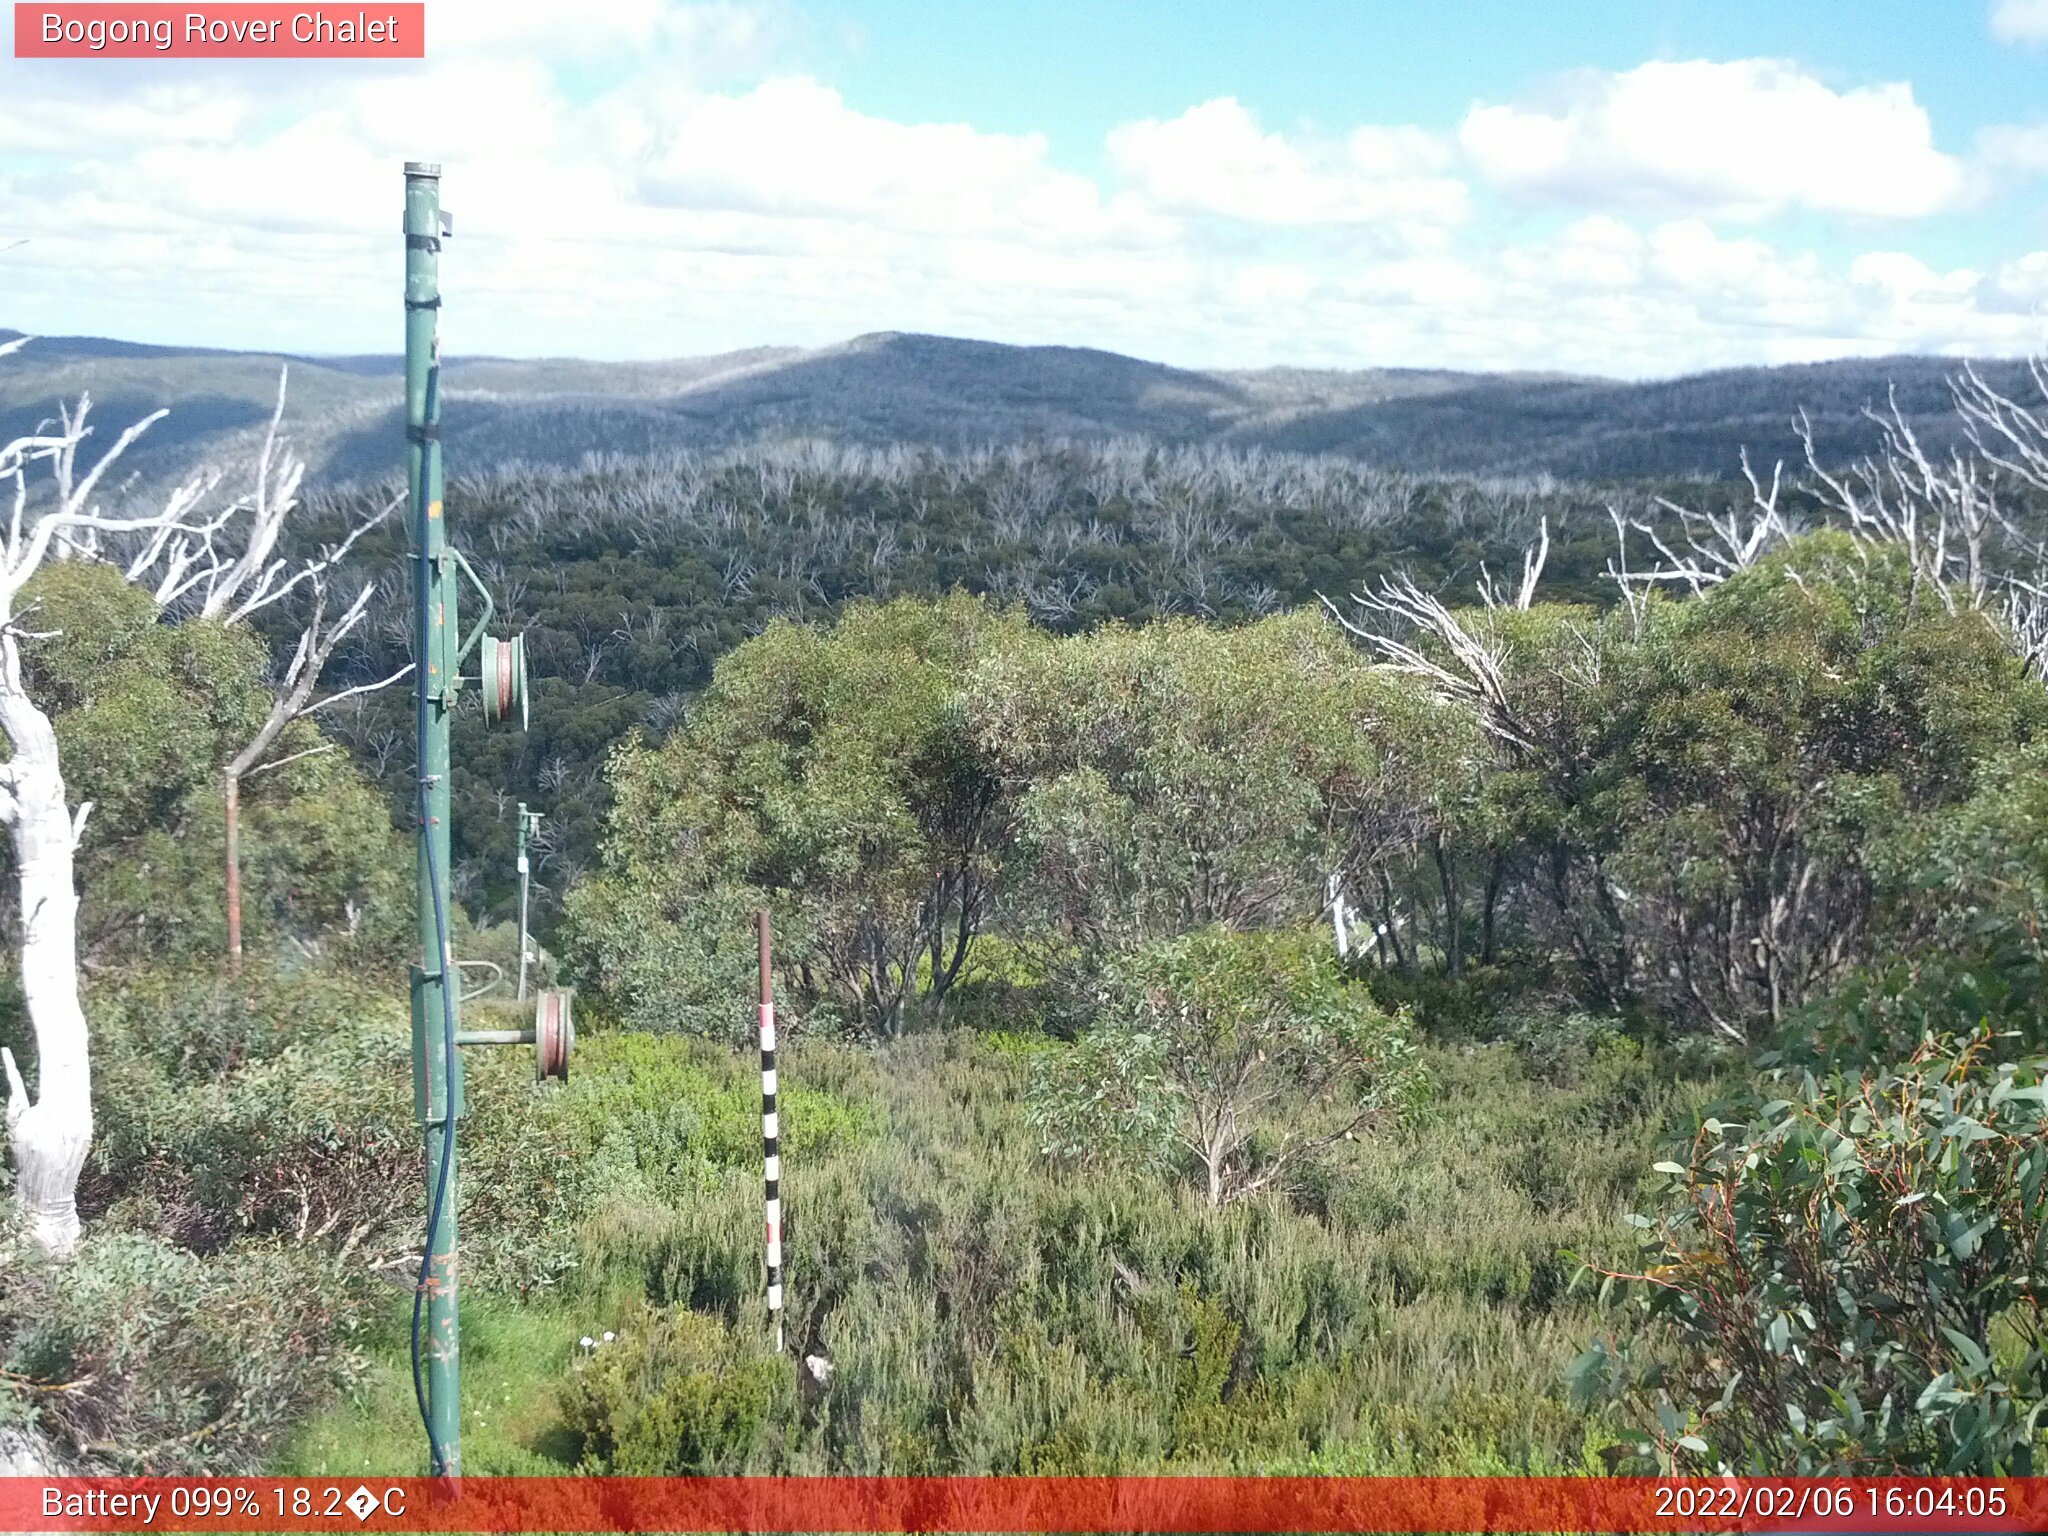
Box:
[0,326,2028,486]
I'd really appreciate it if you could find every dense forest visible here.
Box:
[298,442,1623,927]
[5,337,2048,1480]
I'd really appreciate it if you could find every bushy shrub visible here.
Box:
[970,613,1465,987]
[1361,964,1540,1041]
[1503,1003,1630,1085]
[469,1029,884,1306]
[566,595,1026,1042]
[5,562,411,971]
[1786,743,2048,1068]
[1570,1028,2048,1473]
[0,1227,381,1472]
[563,877,766,1045]
[555,1303,791,1472]
[83,964,416,1258]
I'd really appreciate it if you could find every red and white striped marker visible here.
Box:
[757,910,783,1353]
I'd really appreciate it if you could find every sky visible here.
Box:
[4,0,2048,377]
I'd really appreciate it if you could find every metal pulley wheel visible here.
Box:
[480,633,528,730]
[535,987,573,1081]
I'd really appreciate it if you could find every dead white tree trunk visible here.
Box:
[0,670,92,1253]
[1476,513,1549,611]
[1325,871,1350,960]
[0,350,213,1252]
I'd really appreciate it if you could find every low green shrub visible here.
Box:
[1503,1005,1630,1085]
[530,1025,1714,1476]
[85,965,416,1259]
[1360,963,1539,1041]
[0,1227,380,1472]
[555,1303,790,1472]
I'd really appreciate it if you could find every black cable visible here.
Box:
[409,358,458,1479]
[411,790,458,1476]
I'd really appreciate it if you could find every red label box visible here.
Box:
[2,1476,2045,1534]
[14,3,425,57]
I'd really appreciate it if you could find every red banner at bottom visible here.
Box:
[4,1477,2045,1533]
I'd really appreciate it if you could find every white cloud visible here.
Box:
[1991,251,2048,308]
[1991,0,2048,44]
[1977,119,2048,174]
[1106,98,1466,235]
[1,16,2043,380]
[1851,251,1978,300]
[629,78,1156,245]
[1461,59,1966,220]
[0,85,245,154]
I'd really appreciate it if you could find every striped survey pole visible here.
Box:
[757,909,784,1353]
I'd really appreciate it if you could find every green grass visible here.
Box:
[278,1021,1719,1476]
[280,1294,610,1477]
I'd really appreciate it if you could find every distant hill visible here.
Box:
[0,327,2029,492]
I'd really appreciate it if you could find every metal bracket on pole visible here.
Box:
[448,547,495,672]
[454,988,573,1081]
[516,804,542,1001]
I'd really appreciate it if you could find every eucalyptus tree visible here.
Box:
[140,371,407,971]
[965,608,1474,992]
[569,593,1028,1039]
[1338,525,2046,1039]
[1029,928,1425,1208]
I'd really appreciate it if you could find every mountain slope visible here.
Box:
[0,327,2029,490]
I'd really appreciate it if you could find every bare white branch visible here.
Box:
[300,662,414,716]
[244,741,339,779]
[1477,514,1549,611]
[1325,576,1532,751]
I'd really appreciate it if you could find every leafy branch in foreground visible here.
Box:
[1569,1029,2048,1474]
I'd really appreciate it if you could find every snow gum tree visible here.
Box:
[0,354,198,1251]
[0,345,386,1252]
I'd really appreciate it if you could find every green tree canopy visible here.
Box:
[968,609,1468,986]
[7,563,407,971]
[567,592,1030,1038]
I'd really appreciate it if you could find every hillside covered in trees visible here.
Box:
[2,327,2034,490]
[5,335,2048,1481]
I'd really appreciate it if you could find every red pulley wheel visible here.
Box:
[494,638,515,721]
[480,633,528,730]
[535,987,573,1082]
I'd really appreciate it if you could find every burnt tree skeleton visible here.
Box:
[170,371,411,971]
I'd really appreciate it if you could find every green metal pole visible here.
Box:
[405,160,462,1479]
